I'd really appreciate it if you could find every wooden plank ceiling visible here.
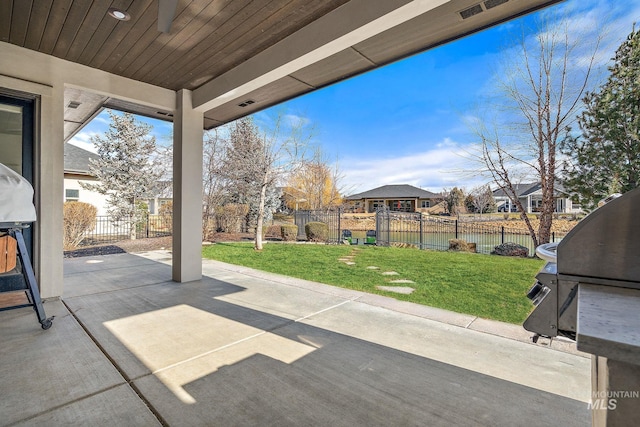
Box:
[0,0,349,91]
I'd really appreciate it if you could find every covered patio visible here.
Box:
[1,251,589,425]
[1,1,595,425]
[0,0,563,299]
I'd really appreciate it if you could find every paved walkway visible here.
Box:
[0,250,591,426]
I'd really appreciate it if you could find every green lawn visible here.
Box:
[202,243,544,324]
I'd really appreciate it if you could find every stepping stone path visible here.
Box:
[376,271,416,293]
[338,251,416,294]
[338,249,360,266]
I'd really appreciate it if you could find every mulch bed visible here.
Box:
[64,236,173,258]
[63,245,128,258]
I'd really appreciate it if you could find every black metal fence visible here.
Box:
[78,209,563,255]
[374,208,564,255]
[79,214,172,246]
[294,209,342,242]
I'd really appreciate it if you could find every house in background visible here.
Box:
[63,143,109,215]
[493,182,581,214]
[345,184,440,213]
[146,181,173,215]
[64,142,172,215]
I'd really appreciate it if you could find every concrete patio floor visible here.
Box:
[0,250,592,426]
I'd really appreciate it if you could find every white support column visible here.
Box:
[37,84,65,298]
[173,89,203,283]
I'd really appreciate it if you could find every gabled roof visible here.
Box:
[493,183,539,198]
[64,143,98,176]
[346,184,438,200]
[493,182,569,197]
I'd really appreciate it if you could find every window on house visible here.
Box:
[390,200,412,212]
[421,200,430,208]
[371,200,385,210]
[65,189,79,202]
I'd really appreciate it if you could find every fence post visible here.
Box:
[387,209,391,246]
[376,209,379,245]
[501,226,505,244]
[419,212,423,250]
[146,215,150,238]
[455,220,458,240]
[552,232,555,242]
[338,208,341,243]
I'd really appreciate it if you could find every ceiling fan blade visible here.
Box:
[158,0,179,33]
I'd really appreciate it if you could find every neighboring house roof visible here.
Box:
[493,182,569,198]
[492,183,539,198]
[346,184,438,200]
[64,143,98,175]
[64,143,174,200]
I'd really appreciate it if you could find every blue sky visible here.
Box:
[70,0,640,195]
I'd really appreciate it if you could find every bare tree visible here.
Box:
[327,156,351,211]
[468,17,601,247]
[223,115,310,250]
[202,128,229,236]
[467,184,496,217]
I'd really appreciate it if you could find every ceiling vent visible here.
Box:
[459,4,483,20]
[67,101,81,109]
[238,100,256,108]
[484,0,509,10]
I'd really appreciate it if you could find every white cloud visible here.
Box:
[435,137,458,149]
[283,113,310,128]
[540,0,640,72]
[340,139,490,195]
[486,0,640,99]
[93,115,110,125]
[67,131,99,153]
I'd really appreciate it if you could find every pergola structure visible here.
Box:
[0,0,562,298]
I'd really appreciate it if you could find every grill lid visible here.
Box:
[557,187,640,286]
[0,163,36,224]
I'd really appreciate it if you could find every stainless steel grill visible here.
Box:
[524,187,640,345]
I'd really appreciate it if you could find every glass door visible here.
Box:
[0,94,35,256]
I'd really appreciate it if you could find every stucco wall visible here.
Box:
[63,177,110,215]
